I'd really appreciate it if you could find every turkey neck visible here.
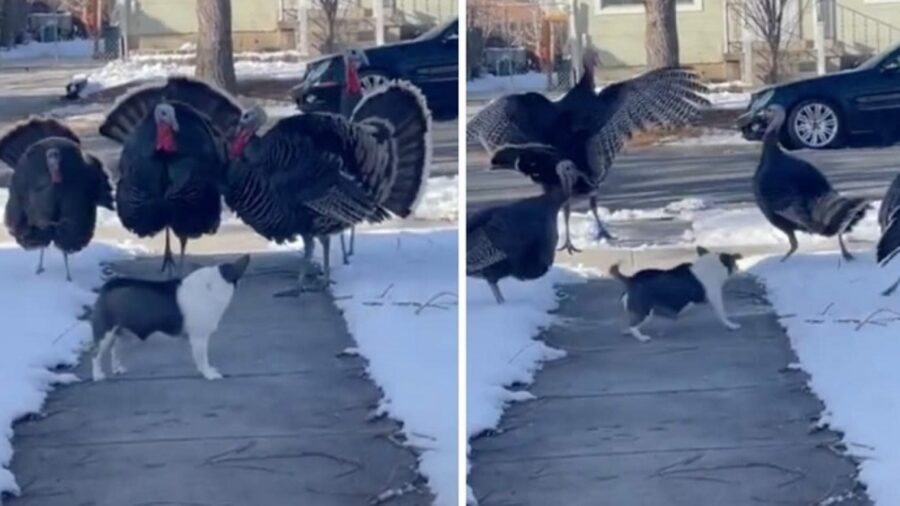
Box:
[759,115,785,172]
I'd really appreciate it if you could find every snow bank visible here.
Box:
[703,90,751,110]
[327,229,458,506]
[662,128,753,146]
[79,57,307,96]
[751,253,900,505]
[466,267,586,503]
[414,176,458,222]
[0,40,93,62]
[0,242,132,499]
[688,202,881,248]
[467,72,548,98]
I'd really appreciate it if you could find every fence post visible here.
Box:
[374,0,384,46]
[568,0,582,82]
[814,0,825,75]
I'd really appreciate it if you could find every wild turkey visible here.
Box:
[876,174,900,295]
[99,76,242,274]
[753,105,869,262]
[467,48,709,253]
[225,80,431,296]
[0,118,113,280]
[467,162,589,304]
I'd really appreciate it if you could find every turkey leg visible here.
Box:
[160,228,176,275]
[882,275,900,297]
[557,202,582,254]
[781,230,798,262]
[489,281,505,304]
[178,235,189,275]
[63,253,72,282]
[349,226,355,256]
[838,234,854,261]
[35,248,45,275]
[274,234,317,298]
[318,235,333,288]
[590,196,615,242]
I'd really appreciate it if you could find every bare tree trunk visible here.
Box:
[195,0,237,92]
[1,0,25,49]
[644,0,679,68]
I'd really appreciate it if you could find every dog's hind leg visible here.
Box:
[92,329,117,381]
[189,331,222,380]
[709,288,741,331]
[627,311,653,342]
[110,331,127,375]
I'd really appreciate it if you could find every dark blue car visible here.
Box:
[738,42,900,150]
[291,18,458,120]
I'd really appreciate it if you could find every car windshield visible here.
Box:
[858,41,900,70]
[415,18,457,41]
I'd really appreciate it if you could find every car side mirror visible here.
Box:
[443,33,458,45]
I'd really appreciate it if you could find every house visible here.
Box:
[580,0,900,83]
[121,0,456,53]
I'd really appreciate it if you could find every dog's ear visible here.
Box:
[719,253,741,274]
[219,254,250,285]
[696,246,710,256]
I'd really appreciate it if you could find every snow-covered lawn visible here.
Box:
[466,268,586,504]
[0,40,93,62]
[76,56,307,97]
[564,198,881,251]
[0,243,132,499]
[662,128,753,146]
[323,229,458,506]
[467,72,548,98]
[414,176,458,222]
[750,253,900,505]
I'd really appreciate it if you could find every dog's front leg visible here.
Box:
[709,290,740,331]
[189,331,223,380]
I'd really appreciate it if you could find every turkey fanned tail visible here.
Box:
[799,192,870,236]
[0,117,80,168]
[99,76,242,144]
[351,80,432,217]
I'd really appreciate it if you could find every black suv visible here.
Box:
[291,18,458,120]
[738,42,900,150]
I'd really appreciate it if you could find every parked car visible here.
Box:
[738,42,900,150]
[291,18,458,120]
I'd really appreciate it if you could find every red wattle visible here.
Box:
[156,124,176,153]
[345,64,362,96]
[49,166,62,183]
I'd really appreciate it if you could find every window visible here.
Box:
[597,0,703,14]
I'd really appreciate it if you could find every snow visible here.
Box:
[0,40,93,62]
[703,90,751,110]
[78,56,307,97]
[0,242,133,499]
[289,229,458,506]
[467,72,548,98]
[750,252,900,505]
[662,128,753,146]
[687,202,881,248]
[466,268,586,504]
[414,176,458,222]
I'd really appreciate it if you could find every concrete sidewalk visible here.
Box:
[7,252,429,506]
[469,248,869,506]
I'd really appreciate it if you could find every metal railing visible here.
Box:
[831,1,900,56]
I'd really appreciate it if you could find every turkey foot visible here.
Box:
[595,224,616,242]
[558,238,582,254]
[839,234,854,261]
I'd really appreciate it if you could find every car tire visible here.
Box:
[786,99,843,150]
[358,70,392,92]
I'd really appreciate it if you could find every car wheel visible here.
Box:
[787,100,843,149]
[359,71,391,92]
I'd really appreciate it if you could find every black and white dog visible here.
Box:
[90,255,250,381]
[610,246,742,342]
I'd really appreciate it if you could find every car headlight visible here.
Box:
[750,89,775,114]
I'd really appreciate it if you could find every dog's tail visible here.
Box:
[609,263,629,283]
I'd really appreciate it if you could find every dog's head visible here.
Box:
[697,246,742,275]
[218,254,251,285]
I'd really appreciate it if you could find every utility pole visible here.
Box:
[814,0,826,75]
[95,0,103,56]
[297,0,309,56]
[568,0,582,82]
[374,0,384,46]
[121,0,131,61]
